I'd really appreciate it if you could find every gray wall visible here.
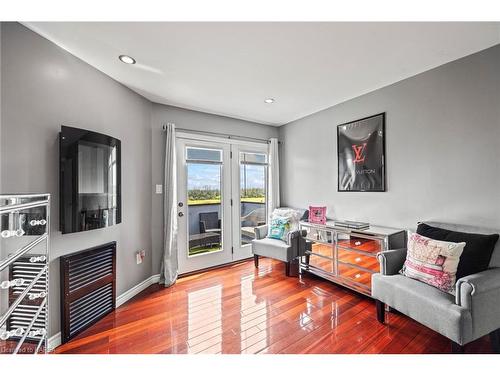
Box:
[279,44,500,230]
[0,22,153,335]
[150,103,278,274]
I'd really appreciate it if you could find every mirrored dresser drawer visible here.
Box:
[337,248,379,272]
[299,221,406,297]
[338,263,373,291]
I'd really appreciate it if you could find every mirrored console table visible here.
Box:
[0,194,50,354]
[299,220,405,296]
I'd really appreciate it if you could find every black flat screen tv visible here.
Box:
[59,126,121,234]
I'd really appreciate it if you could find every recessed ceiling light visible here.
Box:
[119,55,136,65]
[264,98,275,104]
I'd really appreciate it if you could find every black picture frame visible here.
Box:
[337,112,386,192]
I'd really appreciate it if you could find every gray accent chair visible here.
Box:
[251,208,308,276]
[372,221,500,353]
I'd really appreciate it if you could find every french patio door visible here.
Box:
[176,134,268,274]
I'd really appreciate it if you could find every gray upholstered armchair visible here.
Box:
[251,208,308,276]
[372,222,500,353]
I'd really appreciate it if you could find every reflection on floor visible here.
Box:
[54,258,492,354]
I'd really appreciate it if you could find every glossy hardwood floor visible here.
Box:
[54,258,492,354]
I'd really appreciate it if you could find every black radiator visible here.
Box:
[60,242,116,344]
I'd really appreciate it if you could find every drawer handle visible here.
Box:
[355,274,361,279]
[355,257,361,263]
[355,241,362,246]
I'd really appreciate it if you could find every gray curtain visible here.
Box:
[160,123,178,287]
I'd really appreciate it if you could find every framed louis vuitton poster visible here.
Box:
[337,112,386,192]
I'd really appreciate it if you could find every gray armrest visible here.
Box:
[376,248,407,275]
[286,229,307,257]
[455,268,500,339]
[254,225,268,240]
[286,229,307,244]
[286,230,300,245]
[456,268,500,308]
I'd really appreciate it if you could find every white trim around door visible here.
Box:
[175,132,269,274]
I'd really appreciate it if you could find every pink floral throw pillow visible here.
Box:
[400,232,466,294]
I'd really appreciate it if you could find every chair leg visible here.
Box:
[490,328,500,353]
[304,254,310,265]
[253,255,259,268]
[298,257,305,275]
[451,341,465,354]
[285,262,290,277]
[376,300,385,324]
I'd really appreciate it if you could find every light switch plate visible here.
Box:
[155,184,163,194]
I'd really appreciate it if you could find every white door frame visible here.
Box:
[231,142,268,261]
[176,137,232,274]
[176,131,269,273]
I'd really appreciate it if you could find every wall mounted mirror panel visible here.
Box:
[59,126,121,234]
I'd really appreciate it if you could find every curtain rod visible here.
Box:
[162,124,281,144]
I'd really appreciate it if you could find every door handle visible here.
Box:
[178,212,184,217]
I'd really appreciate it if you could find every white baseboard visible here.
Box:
[48,332,61,351]
[49,273,161,351]
[116,273,161,307]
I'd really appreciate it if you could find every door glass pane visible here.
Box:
[187,150,223,257]
[240,152,267,246]
[239,152,267,164]
[187,147,222,162]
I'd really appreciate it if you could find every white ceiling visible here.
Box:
[25,22,500,126]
